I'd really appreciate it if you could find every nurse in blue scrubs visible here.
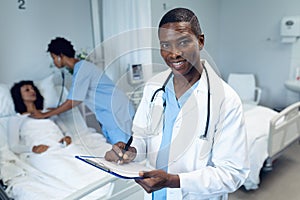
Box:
[31,37,135,144]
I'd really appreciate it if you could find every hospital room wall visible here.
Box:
[2,1,299,110]
[0,0,94,85]
[151,0,300,109]
[218,0,300,109]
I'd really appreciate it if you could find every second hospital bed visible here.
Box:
[0,74,144,200]
[242,102,300,190]
[228,73,300,190]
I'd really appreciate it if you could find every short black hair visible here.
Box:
[10,80,44,114]
[159,8,202,37]
[47,37,76,57]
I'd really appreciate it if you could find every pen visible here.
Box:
[117,136,133,165]
[124,136,133,151]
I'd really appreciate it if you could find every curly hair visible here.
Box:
[47,37,76,57]
[10,80,44,114]
[159,7,202,37]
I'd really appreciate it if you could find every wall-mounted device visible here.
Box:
[128,64,144,84]
[280,16,300,43]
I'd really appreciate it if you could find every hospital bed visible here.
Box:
[242,102,300,190]
[227,73,300,190]
[0,74,144,200]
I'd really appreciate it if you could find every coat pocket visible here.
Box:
[196,137,213,161]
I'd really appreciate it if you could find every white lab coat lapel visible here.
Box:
[168,60,224,169]
[167,71,208,167]
[205,60,225,144]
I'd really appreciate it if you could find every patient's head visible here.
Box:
[10,81,44,114]
[47,37,76,58]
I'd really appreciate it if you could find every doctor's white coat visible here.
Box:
[131,60,249,200]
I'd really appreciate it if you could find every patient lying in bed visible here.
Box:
[9,115,72,154]
[7,80,112,197]
[9,80,73,154]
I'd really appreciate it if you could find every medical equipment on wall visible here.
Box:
[147,65,211,139]
[280,16,300,43]
[127,64,144,85]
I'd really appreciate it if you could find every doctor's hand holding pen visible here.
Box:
[104,136,136,165]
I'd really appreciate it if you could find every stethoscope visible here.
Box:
[149,65,210,139]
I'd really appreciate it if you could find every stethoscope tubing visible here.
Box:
[150,73,173,102]
[150,65,211,139]
[201,66,210,139]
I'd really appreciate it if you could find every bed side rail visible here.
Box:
[0,180,10,200]
[267,102,300,168]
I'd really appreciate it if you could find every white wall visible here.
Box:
[219,0,300,108]
[0,0,93,84]
[2,0,300,109]
[151,0,300,109]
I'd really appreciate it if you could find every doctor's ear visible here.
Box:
[198,34,205,50]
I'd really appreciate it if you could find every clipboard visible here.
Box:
[75,155,153,179]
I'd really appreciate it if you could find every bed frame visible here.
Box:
[0,183,10,200]
[264,102,300,171]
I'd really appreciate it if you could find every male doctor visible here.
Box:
[105,7,249,200]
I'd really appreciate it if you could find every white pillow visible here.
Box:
[0,75,59,117]
[0,84,15,117]
[35,74,59,108]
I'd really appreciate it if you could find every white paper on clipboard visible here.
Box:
[75,155,153,179]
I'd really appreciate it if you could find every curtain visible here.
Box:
[101,0,152,91]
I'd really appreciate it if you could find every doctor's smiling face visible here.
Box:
[159,22,204,77]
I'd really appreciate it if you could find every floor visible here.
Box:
[229,141,300,200]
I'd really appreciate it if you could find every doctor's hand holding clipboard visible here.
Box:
[104,136,180,193]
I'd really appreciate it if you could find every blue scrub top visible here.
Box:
[67,60,135,144]
[156,76,200,169]
[154,76,199,199]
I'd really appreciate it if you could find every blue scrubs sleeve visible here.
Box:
[67,61,90,101]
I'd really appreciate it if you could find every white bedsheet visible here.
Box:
[1,134,113,200]
[1,114,114,200]
[243,105,278,190]
[0,80,118,199]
